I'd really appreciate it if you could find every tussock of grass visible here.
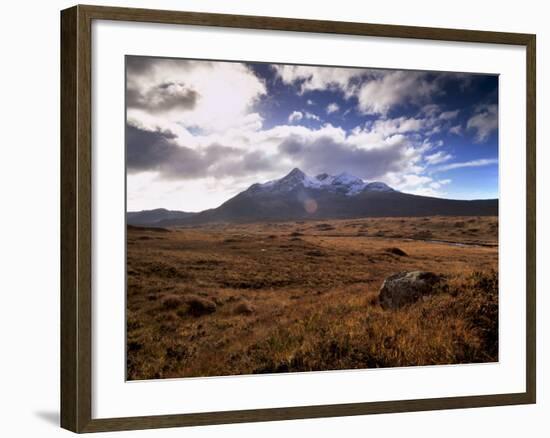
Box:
[248,271,498,373]
[234,301,255,315]
[161,295,183,310]
[185,295,217,316]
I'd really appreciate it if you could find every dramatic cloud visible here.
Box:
[255,119,436,181]
[277,134,416,179]
[357,71,441,115]
[273,67,448,116]
[126,56,160,76]
[273,65,363,95]
[127,123,204,177]
[126,123,274,180]
[126,57,498,210]
[467,104,498,142]
[127,81,199,114]
[127,115,435,184]
[127,56,266,133]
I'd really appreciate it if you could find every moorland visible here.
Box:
[126,215,498,380]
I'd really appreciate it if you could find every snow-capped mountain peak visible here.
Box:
[364,181,394,192]
[333,172,363,185]
[282,167,306,181]
[250,168,395,196]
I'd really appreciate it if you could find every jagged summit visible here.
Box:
[250,168,395,196]
[285,167,306,179]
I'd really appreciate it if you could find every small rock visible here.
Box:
[378,271,443,309]
[384,247,408,257]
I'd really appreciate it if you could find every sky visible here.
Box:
[126,56,499,212]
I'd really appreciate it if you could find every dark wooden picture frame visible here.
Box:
[61,4,536,433]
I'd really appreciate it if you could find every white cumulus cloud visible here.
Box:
[357,71,441,115]
[273,65,362,95]
[288,111,304,123]
[127,57,266,134]
[326,103,340,114]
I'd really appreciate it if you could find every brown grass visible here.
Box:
[126,216,498,380]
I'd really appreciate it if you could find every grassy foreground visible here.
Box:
[126,216,498,380]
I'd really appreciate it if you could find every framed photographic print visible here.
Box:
[60,4,536,433]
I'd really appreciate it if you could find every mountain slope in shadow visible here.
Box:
[130,168,498,227]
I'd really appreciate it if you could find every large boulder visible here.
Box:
[378,271,443,309]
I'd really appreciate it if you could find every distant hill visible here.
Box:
[128,168,498,227]
[126,208,196,226]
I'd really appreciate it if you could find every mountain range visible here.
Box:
[127,168,498,227]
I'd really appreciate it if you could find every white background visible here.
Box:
[0,0,546,437]
[93,20,526,419]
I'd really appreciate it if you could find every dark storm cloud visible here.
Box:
[126,123,205,177]
[126,123,274,179]
[277,135,412,179]
[279,136,304,155]
[126,56,202,78]
[126,56,155,76]
[126,81,199,114]
[126,56,208,115]
[214,150,275,176]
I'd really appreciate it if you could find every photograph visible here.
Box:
[125,55,499,380]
